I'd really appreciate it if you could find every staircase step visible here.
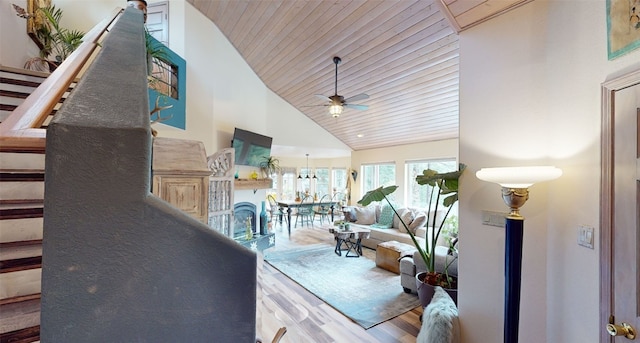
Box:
[0,76,42,89]
[0,268,41,300]
[0,241,42,260]
[0,182,43,202]
[0,168,45,202]
[0,295,40,338]
[0,89,30,100]
[0,206,44,220]
[0,173,44,182]
[0,256,41,274]
[0,325,40,343]
[0,153,45,172]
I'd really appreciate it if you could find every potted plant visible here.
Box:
[358,163,465,305]
[259,156,280,178]
[13,4,85,72]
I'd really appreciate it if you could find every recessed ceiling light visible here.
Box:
[357,134,364,138]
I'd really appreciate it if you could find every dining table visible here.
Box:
[276,199,338,236]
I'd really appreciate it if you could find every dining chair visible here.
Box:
[313,194,331,224]
[331,191,345,220]
[267,194,287,227]
[294,195,314,228]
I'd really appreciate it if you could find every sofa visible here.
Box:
[342,204,450,251]
[341,204,458,295]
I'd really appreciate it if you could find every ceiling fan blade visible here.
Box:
[315,94,331,102]
[344,93,369,103]
[344,103,368,111]
[300,104,329,108]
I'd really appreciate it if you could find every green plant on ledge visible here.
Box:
[259,156,280,178]
[358,163,465,289]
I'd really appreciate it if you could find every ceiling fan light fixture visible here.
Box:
[329,104,343,117]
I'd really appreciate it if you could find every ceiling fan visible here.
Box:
[314,56,369,118]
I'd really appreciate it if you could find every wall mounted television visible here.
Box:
[231,128,273,168]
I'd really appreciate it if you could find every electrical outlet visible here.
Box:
[482,210,507,227]
[578,225,594,249]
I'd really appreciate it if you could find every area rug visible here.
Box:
[263,243,420,329]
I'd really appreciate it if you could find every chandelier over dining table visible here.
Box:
[298,153,316,179]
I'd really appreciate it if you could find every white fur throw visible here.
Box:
[416,286,460,343]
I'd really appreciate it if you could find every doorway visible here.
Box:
[600,67,640,342]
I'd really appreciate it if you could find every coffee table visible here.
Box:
[329,227,371,257]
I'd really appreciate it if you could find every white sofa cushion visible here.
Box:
[354,206,376,225]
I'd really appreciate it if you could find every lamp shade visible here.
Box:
[476,166,562,188]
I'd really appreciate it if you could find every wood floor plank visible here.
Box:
[257,223,422,342]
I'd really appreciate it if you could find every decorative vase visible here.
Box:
[416,272,458,308]
[234,169,239,179]
[259,201,268,235]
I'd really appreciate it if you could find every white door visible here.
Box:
[147,2,168,45]
[602,70,640,342]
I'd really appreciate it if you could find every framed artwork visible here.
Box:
[26,0,51,51]
[607,0,640,59]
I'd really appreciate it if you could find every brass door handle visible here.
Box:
[607,322,636,340]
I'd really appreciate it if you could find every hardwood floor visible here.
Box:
[257,221,422,343]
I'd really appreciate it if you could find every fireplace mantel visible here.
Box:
[234,178,273,191]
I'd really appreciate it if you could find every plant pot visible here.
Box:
[415,272,458,308]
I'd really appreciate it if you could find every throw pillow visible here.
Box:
[354,206,376,225]
[343,207,357,222]
[397,209,415,233]
[393,207,407,229]
[416,286,459,343]
[409,212,428,234]
[377,204,395,228]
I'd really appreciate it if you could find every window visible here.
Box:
[332,168,347,194]
[298,168,312,197]
[267,170,278,196]
[315,168,330,197]
[280,168,296,200]
[361,163,396,196]
[149,57,178,99]
[405,159,457,209]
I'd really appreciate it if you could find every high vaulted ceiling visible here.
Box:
[187,0,531,156]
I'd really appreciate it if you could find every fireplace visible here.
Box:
[234,202,256,238]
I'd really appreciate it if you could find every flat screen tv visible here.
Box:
[231,128,273,168]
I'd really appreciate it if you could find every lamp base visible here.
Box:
[501,187,529,218]
[504,216,524,343]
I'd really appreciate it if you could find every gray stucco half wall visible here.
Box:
[40,7,257,342]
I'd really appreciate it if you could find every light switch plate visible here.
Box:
[482,210,507,227]
[578,225,594,249]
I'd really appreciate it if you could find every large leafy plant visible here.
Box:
[358,163,465,288]
[37,5,84,63]
[14,4,85,71]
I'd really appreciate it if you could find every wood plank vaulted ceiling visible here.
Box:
[188,0,531,154]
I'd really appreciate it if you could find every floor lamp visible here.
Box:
[476,166,562,343]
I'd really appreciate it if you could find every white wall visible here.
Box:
[458,1,640,342]
[0,0,46,67]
